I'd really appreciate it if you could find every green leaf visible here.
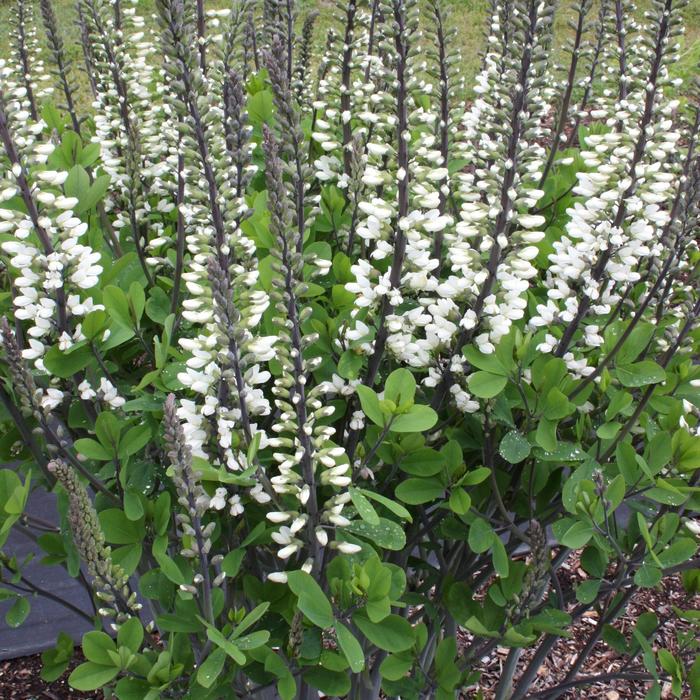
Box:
[112,543,142,577]
[635,563,662,588]
[95,410,122,450]
[75,174,110,214]
[64,165,90,203]
[352,613,415,652]
[120,424,151,458]
[145,286,171,325]
[395,477,444,505]
[338,350,363,380]
[153,492,171,536]
[356,385,386,427]
[596,422,621,440]
[399,448,445,476]
[205,626,245,665]
[491,537,509,578]
[41,632,74,682]
[528,608,572,636]
[535,417,558,452]
[468,518,494,554]
[117,617,143,653]
[448,488,471,515]
[196,648,226,688]
[128,282,146,324]
[3,476,29,519]
[247,89,274,126]
[499,431,530,464]
[384,369,416,406]
[616,361,666,388]
[657,538,697,568]
[123,490,144,521]
[380,653,413,681]
[542,387,573,420]
[390,405,438,432]
[233,602,270,639]
[81,310,108,341]
[576,579,601,604]
[637,513,661,567]
[556,520,593,548]
[463,345,508,375]
[605,390,633,421]
[222,549,246,578]
[345,517,406,550]
[464,616,498,638]
[533,442,586,461]
[234,630,270,650]
[616,442,641,484]
[114,678,153,700]
[5,597,29,628]
[616,322,656,365]
[82,631,116,665]
[74,438,112,461]
[156,613,203,633]
[349,487,380,525]
[467,371,507,399]
[99,509,144,544]
[78,143,101,168]
[359,489,412,522]
[303,668,351,696]
[434,636,459,690]
[43,344,92,378]
[335,622,364,672]
[69,662,119,691]
[647,432,672,475]
[152,536,186,585]
[287,571,334,629]
[103,285,132,329]
[460,467,491,486]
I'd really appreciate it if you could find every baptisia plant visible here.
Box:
[0,0,699,697]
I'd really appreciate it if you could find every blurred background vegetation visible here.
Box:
[1,0,698,112]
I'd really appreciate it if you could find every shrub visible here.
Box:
[0,0,699,697]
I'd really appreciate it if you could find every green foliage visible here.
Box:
[0,0,698,697]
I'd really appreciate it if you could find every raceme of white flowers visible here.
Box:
[0,0,697,580]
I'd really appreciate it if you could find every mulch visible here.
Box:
[462,554,700,699]
[0,650,101,700]
[0,552,697,699]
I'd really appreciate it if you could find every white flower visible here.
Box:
[267,572,288,583]
[247,336,278,362]
[41,388,64,411]
[250,482,272,504]
[335,542,362,555]
[266,511,292,523]
[78,380,97,400]
[210,487,228,510]
[98,377,125,408]
[349,410,365,430]
[517,214,546,229]
[228,494,244,516]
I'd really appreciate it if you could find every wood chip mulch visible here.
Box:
[461,552,700,699]
[0,551,697,699]
[0,649,101,700]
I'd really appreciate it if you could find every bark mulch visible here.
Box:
[0,650,101,700]
[0,555,697,699]
[462,556,699,699]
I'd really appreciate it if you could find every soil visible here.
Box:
[0,650,101,700]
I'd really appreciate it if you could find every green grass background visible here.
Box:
[0,0,697,108]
